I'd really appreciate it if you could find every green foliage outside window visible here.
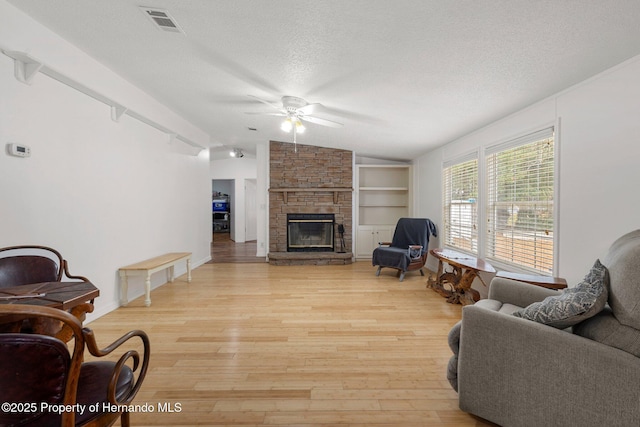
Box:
[490,138,554,232]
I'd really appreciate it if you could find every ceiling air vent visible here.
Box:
[139,7,185,34]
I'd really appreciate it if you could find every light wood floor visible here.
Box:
[87,262,495,426]
[210,233,264,263]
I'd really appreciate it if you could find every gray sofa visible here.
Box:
[448,230,640,427]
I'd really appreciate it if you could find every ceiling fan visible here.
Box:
[246,95,343,132]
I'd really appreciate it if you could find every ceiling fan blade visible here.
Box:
[300,115,343,128]
[248,95,283,112]
[319,106,384,125]
[297,103,323,115]
[193,42,281,94]
[244,112,286,116]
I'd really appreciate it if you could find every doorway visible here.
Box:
[212,179,233,239]
[211,178,263,263]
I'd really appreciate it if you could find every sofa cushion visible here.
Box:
[602,229,640,330]
[474,299,522,315]
[447,299,522,392]
[512,259,608,329]
[573,307,640,357]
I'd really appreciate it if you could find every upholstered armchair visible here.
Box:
[0,304,150,427]
[447,230,640,426]
[372,218,437,281]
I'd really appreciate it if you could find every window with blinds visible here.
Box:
[485,128,555,274]
[443,156,478,253]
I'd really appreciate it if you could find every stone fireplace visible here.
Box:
[268,141,353,265]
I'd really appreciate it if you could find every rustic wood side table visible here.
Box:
[427,248,496,305]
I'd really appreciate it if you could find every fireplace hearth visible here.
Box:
[287,213,335,252]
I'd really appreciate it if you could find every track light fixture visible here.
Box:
[229,148,244,158]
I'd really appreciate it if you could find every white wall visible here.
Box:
[256,142,268,257]
[210,156,258,244]
[415,54,640,287]
[0,1,212,320]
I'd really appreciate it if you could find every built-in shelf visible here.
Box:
[1,49,206,155]
[269,187,353,204]
[355,164,412,259]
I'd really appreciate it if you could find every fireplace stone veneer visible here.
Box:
[268,141,353,265]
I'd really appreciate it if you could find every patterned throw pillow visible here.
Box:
[512,259,609,329]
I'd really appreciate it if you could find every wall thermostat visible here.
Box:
[7,143,31,157]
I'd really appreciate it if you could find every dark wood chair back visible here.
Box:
[0,256,59,288]
[0,245,88,289]
[0,333,73,425]
[0,304,150,427]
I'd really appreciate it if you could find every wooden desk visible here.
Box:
[427,248,496,305]
[0,281,99,341]
[119,252,192,307]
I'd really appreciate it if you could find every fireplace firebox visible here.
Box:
[287,213,335,252]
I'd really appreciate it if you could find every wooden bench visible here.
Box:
[119,252,191,307]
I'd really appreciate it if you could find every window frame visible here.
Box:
[484,127,556,275]
[442,152,479,255]
[441,126,558,276]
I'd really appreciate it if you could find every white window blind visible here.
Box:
[485,128,555,274]
[443,155,478,253]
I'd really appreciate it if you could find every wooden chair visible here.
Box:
[0,304,150,426]
[0,245,89,288]
[0,245,95,340]
[372,218,437,281]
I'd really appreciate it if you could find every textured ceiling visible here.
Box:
[7,0,640,160]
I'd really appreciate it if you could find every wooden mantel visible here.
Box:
[269,187,353,204]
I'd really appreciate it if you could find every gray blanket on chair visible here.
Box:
[372,218,437,271]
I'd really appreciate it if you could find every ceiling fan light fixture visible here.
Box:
[295,120,305,134]
[281,118,293,133]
